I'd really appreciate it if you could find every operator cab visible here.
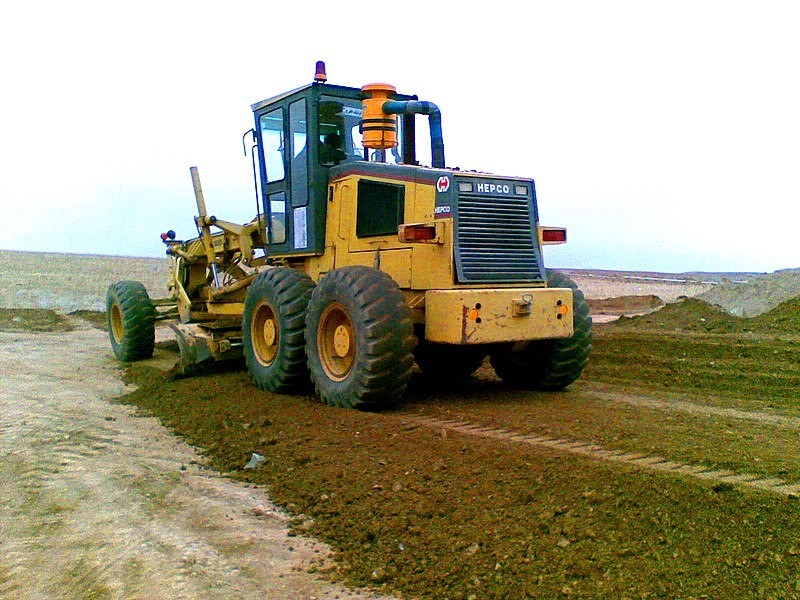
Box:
[250,72,418,256]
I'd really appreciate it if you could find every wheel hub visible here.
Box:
[263,319,277,346]
[333,325,350,357]
[252,302,278,366]
[318,303,355,381]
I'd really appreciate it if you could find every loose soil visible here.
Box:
[116,341,800,599]
[108,293,800,598]
[0,307,74,333]
[4,251,800,599]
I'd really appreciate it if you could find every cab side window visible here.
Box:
[289,99,308,207]
[260,108,285,183]
[268,192,287,244]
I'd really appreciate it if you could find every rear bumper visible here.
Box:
[424,287,574,344]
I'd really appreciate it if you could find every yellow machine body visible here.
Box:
[424,288,572,344]
[295,169,574,344]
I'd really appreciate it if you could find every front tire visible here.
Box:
[305,266,415,410]
[106,281,155,361]
[490,270,593,391]
[243,268,314,393]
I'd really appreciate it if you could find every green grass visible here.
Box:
[0,308,73,332]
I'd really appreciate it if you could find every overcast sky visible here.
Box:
[1,1,798,273]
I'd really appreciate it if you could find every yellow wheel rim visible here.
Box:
[252,301,279,366]
[318,302,355,381]
[110,303,124,343]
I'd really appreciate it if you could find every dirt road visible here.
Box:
[0,320,389,599]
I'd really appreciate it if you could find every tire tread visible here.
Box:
[243,268,314,393]
[306,266,414,410]
[106,281,155,362]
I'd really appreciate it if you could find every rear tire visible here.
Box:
[106,281,155,362]
[305,266,415,410]
[490,270,593,391]
[243,268,314,393]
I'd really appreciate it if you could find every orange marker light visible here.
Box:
[468,308,480,321]
[558,305,569,316]
[398,224,436,242]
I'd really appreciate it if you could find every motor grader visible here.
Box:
[107,62,593,410]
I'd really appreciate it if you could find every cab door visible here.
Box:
[255,96,312,253]
[256,105,290,249]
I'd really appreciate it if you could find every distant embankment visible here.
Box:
[563,267,800,316]
[697,268,800,317]
[2,250,797,317]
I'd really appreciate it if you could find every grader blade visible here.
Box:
[169,322,243,375]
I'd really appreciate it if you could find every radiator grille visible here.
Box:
[454,187,545,283]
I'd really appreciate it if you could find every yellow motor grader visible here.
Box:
[107,63,592,410]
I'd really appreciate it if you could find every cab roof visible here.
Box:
[250,82,415,113]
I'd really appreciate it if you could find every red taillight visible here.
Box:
[541,228,567,244]
[399,224,437,242]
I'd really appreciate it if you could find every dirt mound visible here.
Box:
[698,268,800,317]
[587,294,664,316]
[607,298,744,333]
[606,296,800,335]
[750,296,800,333]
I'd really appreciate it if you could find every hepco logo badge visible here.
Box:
[436,176,450,193]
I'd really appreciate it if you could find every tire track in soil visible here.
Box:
[402,415,800,498]
[577,382,800,430]
[0,325,394,600]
